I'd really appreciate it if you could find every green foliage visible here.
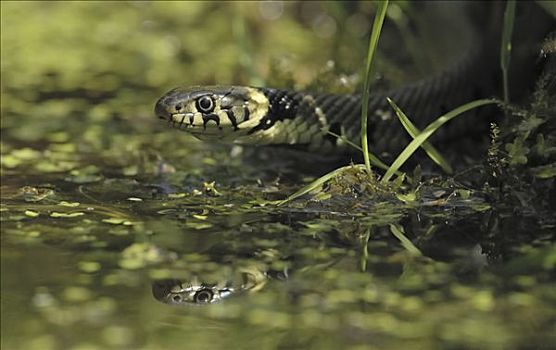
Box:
[389,224,422,256]
[276,164,388,206]
[387,97,453,174]
[484,64,556,216]
[505,136,530,166]
[487,123,506,179]
[501,69,556,172]
[382,99,497,183]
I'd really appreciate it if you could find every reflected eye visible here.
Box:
[193,289,214,303]
[171,294,183,303]
[196,96,214,113]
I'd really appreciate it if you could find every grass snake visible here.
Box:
[154,3,500,160]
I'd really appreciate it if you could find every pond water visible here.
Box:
[2,169,555,349]
[1,2,555,350]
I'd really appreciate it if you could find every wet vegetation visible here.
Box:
[1,2,555,350]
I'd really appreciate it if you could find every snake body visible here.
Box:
[155,4,498,159]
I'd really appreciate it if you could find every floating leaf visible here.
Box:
[50,212,85,218]
[25,210,40,217]
[58,201,80,207]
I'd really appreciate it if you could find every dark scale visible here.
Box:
[224,110,239,130]
[318,94,364,147]
[248,88,303,134]
[242,106,250,122]
[202,113,220,129]
[324,122,343,145]
[266,89,302,121]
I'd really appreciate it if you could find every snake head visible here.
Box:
[155,86,269,142]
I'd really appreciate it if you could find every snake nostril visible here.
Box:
[175,103,182,112]
[155,98,170,120]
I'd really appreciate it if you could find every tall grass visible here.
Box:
[361,0,389,175]
[501,0,516,103]
[278,2,500,205]
[389,224,422,256]
[381,99,497,183]
[277,2,390,206]
[387,98,453,174]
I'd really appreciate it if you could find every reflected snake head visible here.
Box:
[151,267,269,306]
[152,279,234,306]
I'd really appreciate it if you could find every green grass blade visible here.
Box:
[381,99,497,183]
[326,130,395,172]
[276,164,366,206]
[360,228,372,272]
[501,0,516,103]
[361,0,389,175]
[536,0,556,17]
[387,97,453,174]
[327,130,364,152]
[389,224,422,256]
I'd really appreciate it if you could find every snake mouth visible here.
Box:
[167,113,224,138]
[168,113,195,129]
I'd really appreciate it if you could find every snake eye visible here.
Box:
[196,96,214,113]
[193,288,214,303]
